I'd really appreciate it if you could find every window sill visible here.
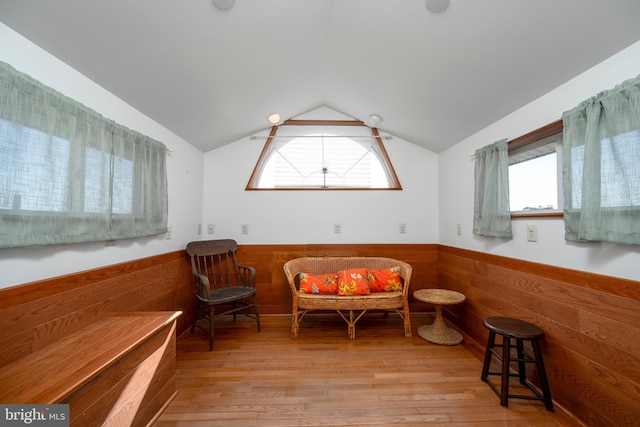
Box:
[511,211,563,219]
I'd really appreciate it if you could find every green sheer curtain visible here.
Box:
[473,138,512,238]
[562,74,640,245]
[0,61,168,248]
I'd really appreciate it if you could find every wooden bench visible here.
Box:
[0,311,181,426]
[283,257,412,339]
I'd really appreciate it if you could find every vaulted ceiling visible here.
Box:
[1,0,640,153]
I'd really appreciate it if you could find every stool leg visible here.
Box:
[516,339,527,385]
[500,336,511,407]
[481,331,495,381]
[532,339,554,411]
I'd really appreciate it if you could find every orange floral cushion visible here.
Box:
[368,267,403,292]
[337,268,370,296]
[299,272,338,294]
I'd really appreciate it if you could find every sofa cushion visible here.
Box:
[337,268,370,296]
[299,272,338,294]
[368,267,403,292]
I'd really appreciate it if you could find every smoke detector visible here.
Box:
[425,0,450,13]
[212,0,235,11]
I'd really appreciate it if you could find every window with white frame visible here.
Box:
[567,129,640,210]
[507,122,563,214]
[509,134,562,213]
[0,120,70,212]
[84,146,134,214]
[0,120,139,216]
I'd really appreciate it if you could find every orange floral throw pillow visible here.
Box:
[368,267,403,292]
[299,272,338,294]
[337,268,370,296]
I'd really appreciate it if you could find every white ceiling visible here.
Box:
[1,0,640,153]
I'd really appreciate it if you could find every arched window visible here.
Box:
[246,120,401,190]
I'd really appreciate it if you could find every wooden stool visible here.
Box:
[480,317,553,411]
[414,289,465,345]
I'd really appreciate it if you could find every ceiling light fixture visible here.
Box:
[267,113,281,124]
[369,114,382,126]
[425,0,450,13]
[212,0,235,11]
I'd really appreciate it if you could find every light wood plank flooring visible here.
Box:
[156,313,577,426]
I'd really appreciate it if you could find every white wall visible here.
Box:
[203,132,439,245]
[0,23,205,288]
[439,41,640,281]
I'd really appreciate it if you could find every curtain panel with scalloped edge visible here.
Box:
[0,61,168,248]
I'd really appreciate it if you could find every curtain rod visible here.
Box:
[250,135,392,140]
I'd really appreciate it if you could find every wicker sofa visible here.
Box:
[283,256,412,339]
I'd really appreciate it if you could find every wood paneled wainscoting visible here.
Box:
[438,245,640,427]
[0,244,438,366]
[0,250,195,368]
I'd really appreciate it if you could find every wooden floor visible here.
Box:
[155,313,576,427]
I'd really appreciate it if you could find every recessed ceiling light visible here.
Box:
[268,113,281,124]
[425,0,450,13]
[212,0,235,11]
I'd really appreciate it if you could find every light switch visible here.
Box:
[527,224,538,242]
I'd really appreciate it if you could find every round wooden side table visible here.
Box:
[414,289,465,345]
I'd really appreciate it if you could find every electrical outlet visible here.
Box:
[166,226,172,239]
[456,224,462,235]
[333,223,341,234]
[241,224,249,234]
[527,224,538,242]
[207,224,214,234]
[399,223,406,234]
[197,224,202,235]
